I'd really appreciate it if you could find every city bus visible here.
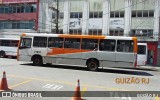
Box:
[0,38,19,58]
[17,33,138,71]
[137,43,148,66]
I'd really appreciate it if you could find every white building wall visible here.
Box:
[132,18,154,29]
[154,0,160,41]
[45,1,52,33]
[82,0,89,34]
[110,0,125,11]
[102,0,110,35]
[89,0,103,12]
[124,0,132,36]
[39,0,158,41]
[70,0,83,12]
[63,0,70,34]
[132,0,155,10]
[69,0,83,33]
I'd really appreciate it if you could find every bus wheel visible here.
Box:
[0,51,5,58]
[46,63,52,66]
[33,56,43,66]
[87,59,99,71]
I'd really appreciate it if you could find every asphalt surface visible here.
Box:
[0,58,160,100]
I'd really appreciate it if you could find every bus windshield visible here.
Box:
[138,45,146,55]
[20,38,32,48]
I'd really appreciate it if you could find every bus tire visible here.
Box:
[33,56,43,66]
[87,59,99,71]
[46,63,52,66]
[0,51,5,58]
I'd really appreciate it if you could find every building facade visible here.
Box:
[158,35,160,66]
[39,0,159,66]
[0,0,39,38]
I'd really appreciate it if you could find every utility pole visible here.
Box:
[56,0,59,34]
[49,0,59,34]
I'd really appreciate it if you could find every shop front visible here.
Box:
[147,42,158,66]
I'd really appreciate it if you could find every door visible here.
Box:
[116,40,135,67]
[31,36,48,62]
[98,39,116,67]
[19,38,32,61]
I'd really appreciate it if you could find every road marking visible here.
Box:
[8,74,130,91]
[81,87,87,96]
[10,80,32,88]
[156,96,160,100]
[43,84,63,90]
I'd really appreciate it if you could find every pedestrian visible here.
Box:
[150,56,153,64]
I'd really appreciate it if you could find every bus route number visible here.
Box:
[34,51,41,54]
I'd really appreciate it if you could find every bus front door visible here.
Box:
[18,38,32,62]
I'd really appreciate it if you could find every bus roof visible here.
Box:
[0,38,19,40]
[21,33,136,40]
[138,43,147,46]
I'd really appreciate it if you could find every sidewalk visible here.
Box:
[139,65,160,71]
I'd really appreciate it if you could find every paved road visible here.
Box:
[0,58,159,100]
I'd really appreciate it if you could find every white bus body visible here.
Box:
[137,43,148,66]
[17,33,138,71]
[0,38,19,58]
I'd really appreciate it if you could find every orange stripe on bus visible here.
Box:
[132,37,138,53]
[47,48,91,55]
[58,34,106,39]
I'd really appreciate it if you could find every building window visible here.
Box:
[137,11,142,17]
[131,29,153,36]
[70,12,82,18]
[69,29,82,35]
[89,12,103,18]
[0,4,36,14]
[110,11,124,18]
[143,10,149,17]
[109,30,124,36]
[88,29,102,35]
[0,20,35,29]
[59,29,63,34]
[52,12,64,19]
[132,10,154,17]
[149,10,154,17]
[52,29,63,34]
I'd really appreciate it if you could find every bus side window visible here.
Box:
[33,37,47,47]
[138,45,146,54]
[48,37,63,48]
[117,40,134,52]
[64,38,80,49]
[81,39,98,50]
[99,39,115,51]
[1,40,10,46]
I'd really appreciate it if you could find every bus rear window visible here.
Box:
[138,45,146,54]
